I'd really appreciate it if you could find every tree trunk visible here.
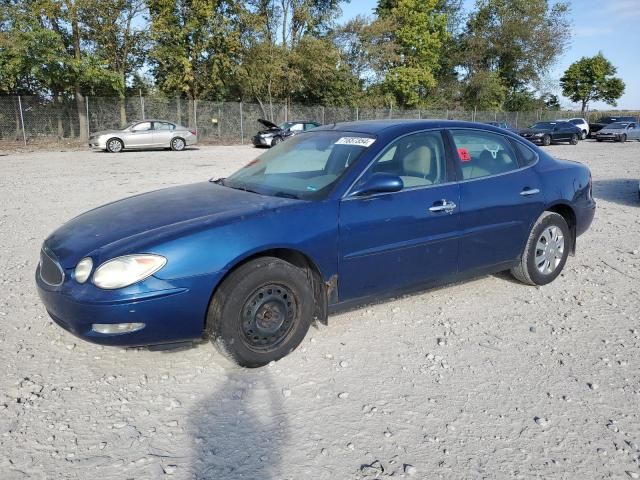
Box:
[119,97,127,126]
[75,89,88,141]
[56,93,64,138]
[71,4,88,141]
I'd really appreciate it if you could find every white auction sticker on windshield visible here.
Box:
[335,137,375,147]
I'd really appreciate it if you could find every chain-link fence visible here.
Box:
[1,95,639,149]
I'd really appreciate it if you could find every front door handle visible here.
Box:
[520,188,540,196]
[429,199,457,213]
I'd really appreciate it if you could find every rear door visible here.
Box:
[338,130,461,301]
[153,121,175,146]
[447,129,544,273]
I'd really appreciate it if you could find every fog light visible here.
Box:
[91,323,145,334]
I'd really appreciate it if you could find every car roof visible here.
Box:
[314,119,518,136]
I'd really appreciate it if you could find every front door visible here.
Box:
[338,130,461,301]
[127,121,154,147]
[448,129,545,272]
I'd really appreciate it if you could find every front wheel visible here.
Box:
[271,136,283,146]
[542,134,551,146]
[171,137,186,151]
[106,138,124,153]
[511,212,570,286]
[206,257,314,367]
[580,130,587,140]
[570,134,579,145]
[621,134,627,143]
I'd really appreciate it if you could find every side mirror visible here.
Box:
[351,173,404,196]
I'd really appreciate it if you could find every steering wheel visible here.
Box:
[483,144,500,159]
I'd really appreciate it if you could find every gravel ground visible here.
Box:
[1,140,639,479]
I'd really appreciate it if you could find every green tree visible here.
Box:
[560,53,625,113]
[376,0,448,107]
[460,0,570,106]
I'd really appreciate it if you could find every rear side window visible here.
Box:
[512,141,537,166]
[155,122,175,130]
[450,130,518,180]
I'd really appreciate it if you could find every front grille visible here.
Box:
[40,248,64,286]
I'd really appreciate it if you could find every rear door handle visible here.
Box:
[429,199,457,213]
[520,188,540,196]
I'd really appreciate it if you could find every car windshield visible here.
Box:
[531,122,555,129]
[279,122,295,129]
[221,130,375,200]
[606,122,628,129]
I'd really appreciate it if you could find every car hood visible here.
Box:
[45,182,299,268]
[257,118,281,130]
[91,129,126,137]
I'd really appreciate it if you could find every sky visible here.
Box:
[339,0,640,110]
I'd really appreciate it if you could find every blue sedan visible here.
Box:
[36,120,596,367]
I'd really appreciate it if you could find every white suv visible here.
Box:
[557,118,589,140]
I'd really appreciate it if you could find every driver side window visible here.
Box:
[369,131,447,188]
[132,122,152,132]
[450,130,518,180]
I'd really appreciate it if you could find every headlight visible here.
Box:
[533,133,544,137]
[92,254,167,289]
[74,257,93,283]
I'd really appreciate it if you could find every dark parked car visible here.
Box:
[36,120,595,367]
[518,121,581,146]
[588,116,637,137]
[252,119,321,147]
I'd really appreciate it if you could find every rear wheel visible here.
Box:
[271,136,283,146]
[206,257,314,367]
[511,212,570,286]
[570,134,579,145]
[542,134,551,146]
[580,130,587,140]
[170,137,186,151]
[596,138,603,142]
[106,138,124,153]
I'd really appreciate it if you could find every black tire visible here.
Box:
[271,136,282,146]
[596,138,603,142]
[206,257,314,367]
[106,137,124,153]
[580,130,587,140]
[542,134,551,146]
[170,137,186,151]
[570,134,578,145]
[621,134,627,143]
[510,212,570,286]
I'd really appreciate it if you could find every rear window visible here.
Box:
[450,130,519,180]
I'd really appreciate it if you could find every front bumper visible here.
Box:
[36,265,224,347]
[596,134,620,141]
[520,135,545,144]
[252,135,273,147]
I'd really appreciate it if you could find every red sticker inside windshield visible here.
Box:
[458,148,471,162]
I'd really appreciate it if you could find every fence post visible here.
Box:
[17,95,27,146]
[240,101,244,145]
[140,91,145,119]
[217,105,221,139]
[86,95,90,138]
[194,99,198,136]
[322,106,325,124]
[515,111,519,129]
[445,109,449,120]
[355,107,359,121]
[473,106,477,122]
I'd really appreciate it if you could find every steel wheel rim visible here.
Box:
[535,226,565,275]
[240,283,297,351]
[108,139,122,152]
[173,138,185,150]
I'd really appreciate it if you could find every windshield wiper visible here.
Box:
[273,191,300,199]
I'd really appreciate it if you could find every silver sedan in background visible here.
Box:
[595,121,640,142]
[89,120,198,152]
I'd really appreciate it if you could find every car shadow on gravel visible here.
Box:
[188,370,286,479]
[592,178,639,207]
